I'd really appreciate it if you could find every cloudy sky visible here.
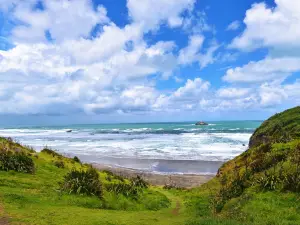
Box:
[0,0,299,125]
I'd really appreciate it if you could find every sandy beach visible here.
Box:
[93,163,214,188]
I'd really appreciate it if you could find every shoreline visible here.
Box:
[92,163,215,188]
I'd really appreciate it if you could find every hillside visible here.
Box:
[0,107,300,225]
[249,106,300,148]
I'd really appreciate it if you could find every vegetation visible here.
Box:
[41,147,62,158]
[73,156,81,163]
[53,160,65,168]
[249,106,300,147]
[1,107,300,224]
[60,167,103,199]
[0,151,35,174]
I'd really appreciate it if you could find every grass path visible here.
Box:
[0,182,190,225]
[0,203,9,225]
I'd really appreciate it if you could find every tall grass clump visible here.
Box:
[73,156,81,163]
[105,175,149,199]
[41,148,62,158]
[60,167,103,199]
[282,143,300,192]
[0,150,35,174]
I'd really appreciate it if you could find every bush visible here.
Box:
[0,151,35,174]
[41,148,62,158]
[102,170,125,182]
[105,175,148,199]
[54,160,65,168]
[60,167,103,199]
[130,175,148,189]
[105,183,140,199]
[257,172,281,191]
[282,171,300,192]
[73,156,81,163]
[212,167,249,213]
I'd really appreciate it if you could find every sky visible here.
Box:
[0,0,300,125]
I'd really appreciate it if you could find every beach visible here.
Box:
[93,163,214,188]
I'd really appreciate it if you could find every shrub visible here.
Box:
[282,144,300,192]
[212,166,249,213]
[41,148,62,158]
[130,175,148,189]
[54,160,65,168]
[0,151,35,174]
[105,183,140,199]
[282,171,300,192]
[163,184,185,190]
[163,184,176,190]
[102,170,125,182]
[73,156,81,163]
[60,167,103,199]
[257,172,281,191]
[105,175,148,199]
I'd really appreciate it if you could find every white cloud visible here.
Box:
[217,88,250,99]
[8,0,109,43]
[226,20,240,31]
[1,0,300,117]
[231,0,300,51]
[223,0,300,109]
[127,0,195,30]
[178,35,219,68]
[259,83,288,107]
[223,57,300,83]
[182,11,213,34]
[0,20,178,115]
[178,35,204,64]
[198,41,219,69]
[173,78,210,98]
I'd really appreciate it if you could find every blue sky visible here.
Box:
[0,0,299,125]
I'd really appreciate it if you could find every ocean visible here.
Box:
[0,121,262,175]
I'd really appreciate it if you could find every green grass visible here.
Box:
[0,145,188,224]
[249,106,300,148]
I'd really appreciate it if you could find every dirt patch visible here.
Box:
[0,204,9,225]
[0,218,9,225]
[171,201,181,216]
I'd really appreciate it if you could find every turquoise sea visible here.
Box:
[0,121,262,174]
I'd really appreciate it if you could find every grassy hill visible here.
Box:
[1,107,300,225]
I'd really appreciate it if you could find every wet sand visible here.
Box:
[93,163,214,188]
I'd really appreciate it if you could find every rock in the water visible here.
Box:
[66,130,72,133]
[195,121,208,126]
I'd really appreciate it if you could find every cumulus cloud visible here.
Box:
[173,78,210,98]
[223,0,300,103]
[127,0,195,30]
[0,0,299,117]
[231,0,300,52]
[182,11,213,34]
[0,17,178,115]
[217,88,250,99]
[223,57,300,83]
[6,0,109,43]
[178,35,219,68]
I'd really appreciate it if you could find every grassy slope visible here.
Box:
[0,139,190,225]
[249,106,300,148]
[1,107,300,225]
